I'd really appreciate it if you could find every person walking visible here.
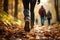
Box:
[47,11,52,25]
[22,0,40,32]
[39,5,46,26]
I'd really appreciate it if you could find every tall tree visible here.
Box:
[14,0,18,18]
[4,0,8,13]
[54,0,59,22]
[0,0,2,10]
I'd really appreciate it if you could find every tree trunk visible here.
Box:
[14,0,18,19]
[54,0,59,22]
[4,0,8,13]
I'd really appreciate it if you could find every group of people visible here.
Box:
[22,0,52,32]
[39,5,52,26]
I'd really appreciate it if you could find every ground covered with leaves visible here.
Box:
[0,10,60,40]
[0,21,60,40]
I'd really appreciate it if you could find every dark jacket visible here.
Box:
[39,6,46,17]
[47,11,52,19]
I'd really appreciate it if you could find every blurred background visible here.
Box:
[0,0,60,40]
[0,0,60,25]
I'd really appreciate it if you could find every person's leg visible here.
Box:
[22,0,29,9]
[30,0,36,29]
[48,18,50,25]
[22,0,29,18]
[22,0,30,32]
[42,17,44,25]
[41,17,44,26]
[41,17,42,26]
